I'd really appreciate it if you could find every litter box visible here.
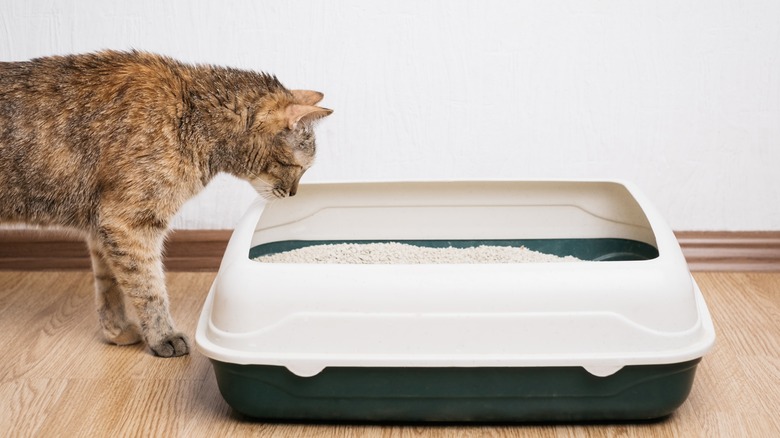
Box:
[195,180,715,422]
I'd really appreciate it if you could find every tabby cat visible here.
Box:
[0,50,332,357]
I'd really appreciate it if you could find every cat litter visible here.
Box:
[253,242,580,264]
[196,180,715,423]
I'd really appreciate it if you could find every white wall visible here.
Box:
[1,0,778,230]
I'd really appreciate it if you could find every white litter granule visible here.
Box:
[254,242,580,264]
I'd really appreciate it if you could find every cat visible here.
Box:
[0,50,332,357]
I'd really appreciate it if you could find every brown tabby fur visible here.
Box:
[0,50,332,357]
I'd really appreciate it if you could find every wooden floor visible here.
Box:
[0,271,778,437]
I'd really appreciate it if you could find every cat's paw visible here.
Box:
[102,323,143,346]
[149,332,190,357]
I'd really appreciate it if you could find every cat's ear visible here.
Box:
[285,104,333,130]
[290,90,325,105]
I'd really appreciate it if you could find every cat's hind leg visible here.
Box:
[87,235,143,346]
[92,223,189,357]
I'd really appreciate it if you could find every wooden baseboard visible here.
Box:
[674,231,780,271]
[0,229,231,271]
[0,229,778,271]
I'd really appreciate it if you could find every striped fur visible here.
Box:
[0,51,332,356]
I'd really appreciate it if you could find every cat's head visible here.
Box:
[246,89,332,200]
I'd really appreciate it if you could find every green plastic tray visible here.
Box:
[210,359,700,422]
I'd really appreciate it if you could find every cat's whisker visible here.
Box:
[250,178,288,201]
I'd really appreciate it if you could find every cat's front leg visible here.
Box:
[87,235,143,346]
[93,223,189,357]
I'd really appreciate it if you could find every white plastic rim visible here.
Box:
[196,180,716,377]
